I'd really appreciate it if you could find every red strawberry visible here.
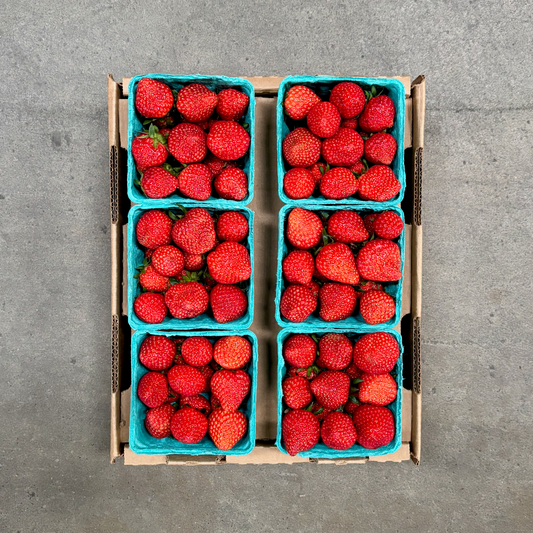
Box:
[167,364,206,396]
[138,264,170,292]
[176,163,212,200]
[183,252,205,271]
[213,336,252,370]
[176,83,218,123]
[211,369,251,411]
[207,242,251,284]
[282,376,313,409]
[170,406,209,444]
[167,123,207,164]
[280,285,317,322]
[288,366,320,381]
[132,127,168,171]
[307,102,341,138]
[357,279,384,293]
[321,412,357,450]
[140,166,179,199]
[358,165,401,202]
[207,121,250,160]
[181,336,213,367]
[166,387,181,404]
[307,162,328,186]
[359,290,395,325]
[363,213,377,235]
[310,370,350,409]
[282,409,320,456]
[310,401,332,422]
[316,243,359,284]
[151,245,184,277]
[204,152,231,177]
[356,239,402,281]
[344,396,360,415]
[282,250,315,285]
[164,282,209,319]
[210,284,248,324]
[214,167,248,201]
[145,404,175,438]
[327,210,369,243]
[216,212,249,242]
[329,82,365,119]
[159,127,173,139]
[208,410,247,451]
[286,208,323,249]
[319,167,358,200]
[345,361,363,380]
[359,94,395,132]
[136,210,173,249]
[353,332,399,375]
[135,78,174,118]
[171,208,216,254]
[210,395,222,410]
[372,211,404,239]
[283,334,317,367]
[318,283,357,322]
[284,85,321,120]
[134,292,167,324]
[364,132,397,165]
[283,167,315,199]
[305,280,320,299]
[341,117,358,129]
[317,333,352,370]
[197,365,214,393]
[138,372,169,408]
[349,160,367,176]
[354,404,395,449]
[180,394,212,415]
[322,128,364,166]
[216,88,249,120]
[358,373,397,406]
[282,128,321,167]
[139,334,176,371]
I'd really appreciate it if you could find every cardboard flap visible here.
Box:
[368,443,410,463]
[123,445,167,465]
[226,444,308,465]
[119,99,129,150]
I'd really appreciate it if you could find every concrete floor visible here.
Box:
[1,1,532,531]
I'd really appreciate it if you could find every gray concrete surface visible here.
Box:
[1,1,532,531]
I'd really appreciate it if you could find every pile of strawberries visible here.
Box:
[133,207,251,325]
[281,331,399,455]
[137,333,252,451]
[281,82,400,201]
[132,78,251,201]
[279,207,403,325]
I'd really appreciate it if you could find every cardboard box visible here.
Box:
[108,74,425,465]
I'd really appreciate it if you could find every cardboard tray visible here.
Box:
[108,74,425,465]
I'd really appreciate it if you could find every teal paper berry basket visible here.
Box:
[127,202,254,332]
[130,330,257,456]
[275,204,404,330]
[275,328,402,458]
[128,74,255,207]
[277,76,405,206]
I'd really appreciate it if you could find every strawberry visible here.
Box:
[309,401,332,422]
[176,163,212,200]
[353,404,395,449]
[135,78,174,118]
[359,290,395,325]
[210,395,222,411]
[211,369,251,411]
[321,412,357,450]
[282,250,315,285]
[183,252,205,271]
[136,210,173,249]
[166,388,181,404]
[207,121,250,160]
[316,243,359,285]
[213,167,248,200]
[207,242,251,284]
[344,397,360,415]
[359,94,395,132]
[364,132,397,165]
[181,336,213,367]
[216,212,249,242]
[307,162,328,186]
[282,409,320,456]
[358,373,397,406]
[216,88,249,120]
[171,208,216,254]
[356,239,402,281]
[208,410,247,451]
[134,292,167,324]
[158,127,173,139]
[349,160,367,176]
[305,280,320,299]
[372,211,404,239]
[282,376,313,409]
[288,366,320,381]
[204,152,231,177]
[286,208,323,249]
[321,128,364,167]
[164,282,209,319]
[352,332,400,375]
[198,365,215,393]
[167,364,206,396]
[357,279,384,293]
[167,123,207,164]
[318,283,357,322]
[137,372,169,408]
[345,361,363,380]
[140,166,179,199]
[132,127,168,172]
[280,285,317,322]
[282,127,321,167]
[363,213,377,235]
[327,210,369,243]
[213,336,252,369]
[319,167,358,200]
[176,83,218,123]
[340,117,358,129]
[310,370,350,409]
[283,167,315,199]
[329,82,365,119]
[151,245,184,277]
[283,334,317,367]
[144,404,175,438]
[180,394,212,415]
[170,406,209,444]
[358,165,401,202]
[210,284,248,323]
[139,334,176,371]
[307,102,341,138]
[284,85,321,120]
[138,264,170,292]
[317,333,353,370]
